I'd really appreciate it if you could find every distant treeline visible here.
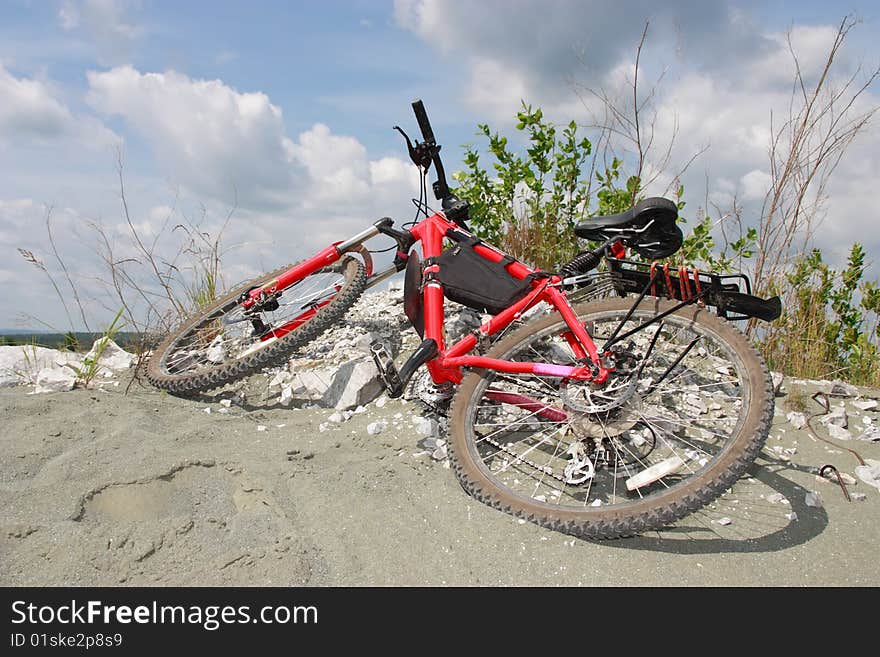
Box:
[0,332,143,352]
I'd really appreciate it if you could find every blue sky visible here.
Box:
[1,0,878,330]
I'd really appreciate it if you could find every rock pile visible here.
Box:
[259,287,487,411]
[0,338,135,393]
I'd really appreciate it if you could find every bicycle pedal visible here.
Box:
[370,342,403,397]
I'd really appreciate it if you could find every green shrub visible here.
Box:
[454,103,880,387]
[453,103,595,270]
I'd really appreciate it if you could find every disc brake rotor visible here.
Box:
[569,395,643,438]
[559,372,637,414]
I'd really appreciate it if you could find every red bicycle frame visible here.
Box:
[240,209,614,390]
[407,212,608,385]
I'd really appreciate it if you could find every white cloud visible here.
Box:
[58,2,80,30]
[0,64,118,148]
[0,198,40,246]
[0,67,73,140]
[748,25,841,90]
[28,64,423,329]
[395,1,880,275]
[57,0,142,65]
[370,157,417,187]
[0,199,109,330]
[86,66,418,218]
[394,0,768,121]
[740,169,772,201]
[87,66,303,209]
[462,57,531,120]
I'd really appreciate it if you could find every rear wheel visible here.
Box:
[147,256,366,394]
[448,297,773,539]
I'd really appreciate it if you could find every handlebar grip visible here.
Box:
[412,99,436,144]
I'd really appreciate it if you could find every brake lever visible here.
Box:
[393,125,415,157]
[393,125,433,170]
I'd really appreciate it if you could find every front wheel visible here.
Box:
[147,256,366,394]
[448,297,773,539]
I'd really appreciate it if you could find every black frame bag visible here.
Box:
[434,238,533,315]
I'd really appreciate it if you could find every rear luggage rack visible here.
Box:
[606,257,781,322]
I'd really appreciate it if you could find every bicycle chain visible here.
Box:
[480,433,570,484]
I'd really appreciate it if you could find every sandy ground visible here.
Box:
[1,373,878,587]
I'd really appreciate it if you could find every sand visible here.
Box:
[1,375,878,586]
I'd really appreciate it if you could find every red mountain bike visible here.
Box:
[147,100,781,539]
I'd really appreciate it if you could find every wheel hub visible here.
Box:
[569,395,643,438]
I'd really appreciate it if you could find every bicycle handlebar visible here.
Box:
[410,98,450,200]
[408,99,469,228]
[411,99,436,145]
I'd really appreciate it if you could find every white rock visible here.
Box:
[854,426,880,442]
[828,380,857,397]
[327,411,345,423]
[431,444,448,460]
[205,337,225,364]
[203,407,211,414]
[329,360,384,411]
[852,399,878,411]
[850,492,867,502]
[820,407,848,428]
[0,345,81,387]
[785,511,798,521]
[219,399,232,408]
[684,394,709,414]
[804,491,823,508]
[375,397,387,408]
[354,332,379,354]
[367,421,387,436]
[414,416,439,437]
[766,492,787,504]
[854,459,880,491]
[291,368,336,400]
[589,499,603,507]
[771,371,784,396]
[268,370,290,387]
[785,411,807,429]
[85,337,135,371]
[318,423,330,432]
[354,405,367,414]
[826,424,852,441]
[33,366,77,393]
[256,425,267,432]
[279,385,293,406]
[714,517,733,526]
[819,470,857,486]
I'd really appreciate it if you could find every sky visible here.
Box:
[1,0,878,330]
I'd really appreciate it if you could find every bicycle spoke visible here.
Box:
[458,300,761,523]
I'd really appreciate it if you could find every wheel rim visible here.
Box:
[157,264,351,377]
[463,308,752,512]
